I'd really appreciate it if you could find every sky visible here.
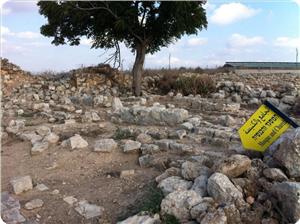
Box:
[1,0,300,72]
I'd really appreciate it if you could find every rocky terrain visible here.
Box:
[1,58,300,224]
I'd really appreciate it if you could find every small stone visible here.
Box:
[43,133,59,144]
[91,112,100,121]
[36,126,51,137]
[31,141,49,155]
[180,122,194,131]
[10,176,33,195]
[141,144,160,155]
[75,200,105,219]
[51,189,60,194]
[35,184,49,191]
[123,140,141,153]
[263,168,288,181]
[139,154,153,168]
[69,134,88,150]
[246,196,255,204]
[120,170,135,178]
[112,97,123,112]
[17,109,24,116]
[136,133,152,144]
[65,119,76,124]
[93,138,117,152]
[25,199,44,210]
[117,213,160,224]
[63,196,78,206]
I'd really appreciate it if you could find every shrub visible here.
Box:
[174,74,216,96]
[140,184,164,214]
[113,127,135,140]
[156,73,179,94]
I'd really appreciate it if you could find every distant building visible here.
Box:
[224,62,300,75]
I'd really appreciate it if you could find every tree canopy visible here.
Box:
[38,1,207,95]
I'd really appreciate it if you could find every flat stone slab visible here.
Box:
[75,200,105,219]
[25,199,44,210]
[94,139,117,152]
[10,176,33,195]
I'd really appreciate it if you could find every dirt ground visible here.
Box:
[1,128,163,223]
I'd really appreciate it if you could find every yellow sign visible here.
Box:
[238,104,290,152]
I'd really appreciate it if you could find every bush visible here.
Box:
[156,73,179,94]
[139,184,164,214]
[156,74,216,96]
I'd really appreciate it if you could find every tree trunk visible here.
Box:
[132,43,146,96]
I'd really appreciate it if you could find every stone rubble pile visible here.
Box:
[119,128,300,224]
[214,80,299,112]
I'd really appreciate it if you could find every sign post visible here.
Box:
[238,100,299,152]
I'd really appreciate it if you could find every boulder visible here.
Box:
[161,190,202,221]
[191,175,208,197]
[190,197,215,221]
[213,154,251,178]
[69,134,88,150]
[1,192,26,223]
[94,139,117,152]
[271,181,300,223]
[207,173,244,204]
[31,141,49,155]
[158,176,193,196]
[273,128,300,178]
[181,161,212,180]
[123,140,141,153]
[43,132,59,144]
[263,168,288,182]
[10,176,33,194]
[75,200,105,219]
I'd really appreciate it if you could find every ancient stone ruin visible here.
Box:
[1,58,300,223]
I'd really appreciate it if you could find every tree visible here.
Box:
[38,1,207,96]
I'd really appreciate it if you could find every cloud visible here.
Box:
[1,26,13,36]
[2,0,38,15]
[228,33,265,48]
[292,0,300,6]
[187,38,208,47]
[81,37,93,46]
[203,2,216,12]
[274,37,300,48]
[16,31,40,39]
[1,26,40,39]
[210,3,260,25]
